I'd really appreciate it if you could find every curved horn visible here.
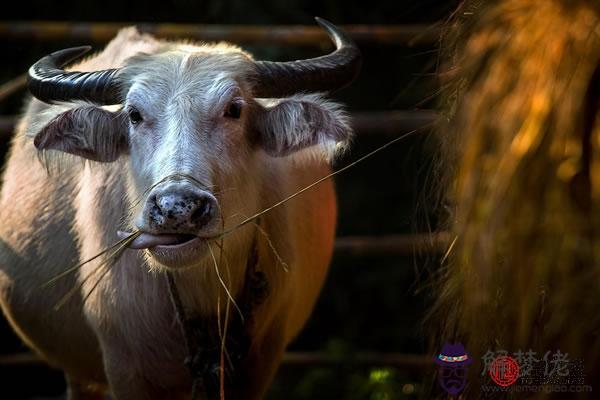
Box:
[253,17,362,98]
[27,46,121,104]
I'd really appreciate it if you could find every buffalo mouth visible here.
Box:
[117,231,203,250]
[117,230,214,267]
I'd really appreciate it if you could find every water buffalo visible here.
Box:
[0,18,360,399]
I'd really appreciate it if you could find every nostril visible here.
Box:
[190,198,213,226]
[149,195,166,225]
[157,195,175,212]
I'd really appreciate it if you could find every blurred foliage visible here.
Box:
[270,365,422,400]
[0,0,457,398]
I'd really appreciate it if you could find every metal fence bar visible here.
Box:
[0,351,433,369]
[351,110,437,135]
[335,232,449,256]
[283,352,433,369]
[0,110,437,139]
[0,352,40,366]
[0,22,440,46]
[0,116,14,137]
[0,74,27,103]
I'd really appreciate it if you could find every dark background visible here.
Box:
[0,1,456,398]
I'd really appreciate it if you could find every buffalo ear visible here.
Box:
[34,106,128,162]
[252,94,352,158]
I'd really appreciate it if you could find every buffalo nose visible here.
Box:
[149,190,217,232]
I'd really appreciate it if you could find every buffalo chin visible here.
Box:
[146,236,210,269]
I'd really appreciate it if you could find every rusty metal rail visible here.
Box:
[335,233,449,256]
[0,22,441,46]
[283,352,433,369]
[0,351,433,369]
[351,110,437,135]
[0,74,26,103]
[0,110,437,139]
[0,116,14,136]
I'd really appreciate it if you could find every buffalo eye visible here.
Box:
[224,101,242,119]
[128,108,143,125]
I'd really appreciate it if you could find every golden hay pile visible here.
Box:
[432,0,600,394]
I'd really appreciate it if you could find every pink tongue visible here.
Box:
[117,231,188,249]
